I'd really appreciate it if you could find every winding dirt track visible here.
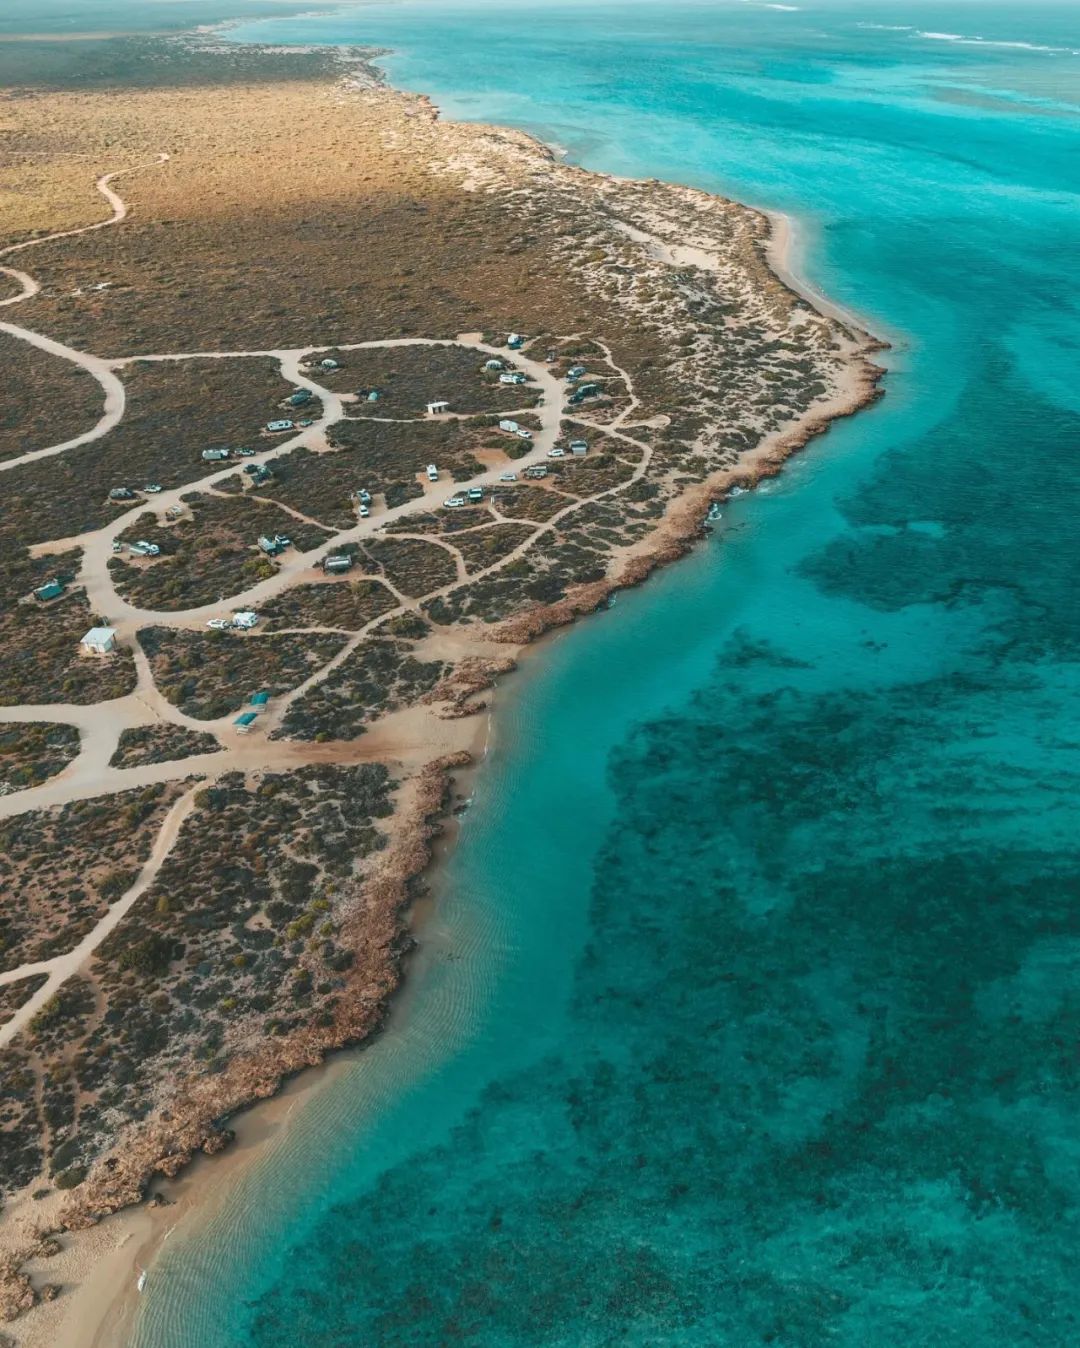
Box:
[0,156,170,469]
[0,786,201,1048]
[0,158,646,1040]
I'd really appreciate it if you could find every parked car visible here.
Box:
[358,504,370,518]
[207,618,231,631]
[547,447,567,458]
[444,496,466,508]
[142,483,163,494]
[135,540,161,557]
[499,471,518,481]
[236,446,256,458]
[516,428,533,440]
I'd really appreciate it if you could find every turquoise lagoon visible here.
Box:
[135,3,1080,1344]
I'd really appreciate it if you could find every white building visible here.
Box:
[426,400,450,416]
[81,627,117,656]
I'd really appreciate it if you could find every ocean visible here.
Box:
[133,2,1080,1344]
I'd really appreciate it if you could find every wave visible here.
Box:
[857,24,915,32]
[915,30,1079,56]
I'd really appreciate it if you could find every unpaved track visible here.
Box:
[0,159,655,1056]
[0,783,199,1049]
[0,155,170,471]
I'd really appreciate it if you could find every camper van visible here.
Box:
[426,464,440,482]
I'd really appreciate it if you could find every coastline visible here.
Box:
[67,243,881,1348]
[0,39,886,1348]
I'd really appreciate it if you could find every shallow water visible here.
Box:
[135,3,1080,1343]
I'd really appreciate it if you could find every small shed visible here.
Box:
[250,691,270,707]
[234,711,258,732]
[426,400,450,416]
[81,627,117,656]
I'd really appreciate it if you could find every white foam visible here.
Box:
[914,30,1075,55]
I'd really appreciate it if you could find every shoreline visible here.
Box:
[0,40,887,1348]
[67,276,883,1348]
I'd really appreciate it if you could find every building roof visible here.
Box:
[234,711,258,727]
[81,626,116,646]
[250,691,270,706]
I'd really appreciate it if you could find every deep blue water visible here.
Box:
[135,3,1080,1344]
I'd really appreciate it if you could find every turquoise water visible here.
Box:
[134,3,1080,1344]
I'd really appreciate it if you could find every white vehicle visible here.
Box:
[207,618,231,631]
[142,484,163,494]
[516,428,533,441]
[426,464,439,482]
[499,471,518,481]
[166,505,183,518]
[499,372,527,385]
[266,419,294,433]
[111,541,123,553]
[499,419,519,434]
[358,503,370,518]
[547,447,567,458]
[569,439,589,455]
[135,540,161,557]
[232,611,259,630]
[444,496,466,508]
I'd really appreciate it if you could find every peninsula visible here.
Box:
[0,30,883,1340]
